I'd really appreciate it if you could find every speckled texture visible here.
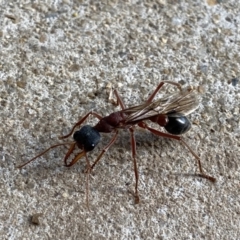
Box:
[1,0,239,239]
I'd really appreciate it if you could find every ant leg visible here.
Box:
[147,81,182,103]
[113,82,182,109]
[84,154,91,210]
[113,89,126,110]
[17,142,74,168]
[129,127,140,204]
[90,130,119,170]
[114,90,141,203]
[59,111,103,139]
[138,122,216,182]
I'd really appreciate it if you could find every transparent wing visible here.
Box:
[123,86,201,123]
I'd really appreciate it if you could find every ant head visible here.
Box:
[73,125,101,152]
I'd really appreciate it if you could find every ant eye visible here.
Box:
[87,143,97,151]
[73,125,101,152]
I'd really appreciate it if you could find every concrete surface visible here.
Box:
[0,0,239,239]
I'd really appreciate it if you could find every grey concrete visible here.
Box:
[0,0,239,239]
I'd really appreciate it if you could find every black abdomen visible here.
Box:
[164,112,191,135]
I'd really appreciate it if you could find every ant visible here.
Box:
[18,81,216,206]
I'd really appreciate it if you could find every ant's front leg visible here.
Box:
[89,130,119,171]
[59,111,103,139]
[113,89,126,110]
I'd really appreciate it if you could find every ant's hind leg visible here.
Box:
[138,122,216,183]
[147,81,182,103]
[59,111,103,139]
[113,81,182,109]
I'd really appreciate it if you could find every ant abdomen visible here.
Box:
[73,125,101,152]
[164,112,191,135]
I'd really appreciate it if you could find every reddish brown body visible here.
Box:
[94,111,128,133]
[94,111,169,133]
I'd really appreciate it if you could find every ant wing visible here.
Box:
[123,86,201,123]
